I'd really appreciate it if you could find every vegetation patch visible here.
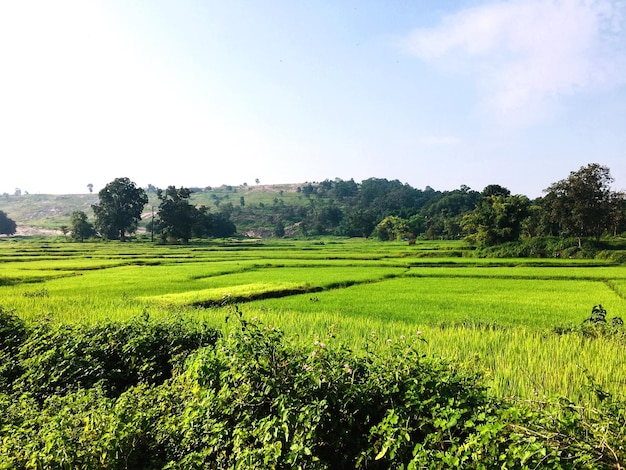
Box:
[0,312,624,468]
[144,282,318,307]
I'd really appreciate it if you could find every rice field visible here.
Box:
[1,237,625,404]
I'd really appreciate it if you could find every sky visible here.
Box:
[1,0,625,198]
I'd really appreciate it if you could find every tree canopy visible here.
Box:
[69,211,96,242]
[542,163,624,246]
[462,194,529,246]
[0,210,17,236]
[92,178,148,241]
[156,186,200,243]
[153,186,237,243]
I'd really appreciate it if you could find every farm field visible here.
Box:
[1,236,625,405]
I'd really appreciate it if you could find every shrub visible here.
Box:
[0,306,28,389]
[553,305,626,344]
[9,313,220,400]
[1,311,625,468]
[596,250,626,263]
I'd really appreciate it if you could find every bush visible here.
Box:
[1,311,625,468]
[0,306,28,389]
[596,250,626,263]
[3,312,220,400]
[553,305,626,344]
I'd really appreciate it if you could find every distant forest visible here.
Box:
[202,163,625,250]
[2,163,625,256]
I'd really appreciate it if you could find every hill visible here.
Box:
[0,183,324,236]
[3,173,625,248]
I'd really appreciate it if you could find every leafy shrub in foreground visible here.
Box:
[1,312,220,400]
[172,313,493,468]
[0,311,625,468]
[553,305,626,344]
[0,306,28,389]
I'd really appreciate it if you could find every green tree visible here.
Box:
[608,191,626,236]
[462,194,530,246]
[0,210,17,235]
[190,206,236,239]
[481,184,511,198]
[274,220,285,238]
[156,186,197,243]
[373,216,412,241]
[69,210,96,242]
[543,163,617,246]
[421,185,480,239]
[92,177,148,241]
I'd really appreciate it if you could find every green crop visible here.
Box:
[1,237,625,405]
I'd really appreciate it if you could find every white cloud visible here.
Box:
[404,0,626,124]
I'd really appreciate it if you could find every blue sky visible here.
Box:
[1,0,625,198]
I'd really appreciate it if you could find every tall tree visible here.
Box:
[156,186,198,243]
[69,210,96,242]
[543,163,617,246]
[92,177,148,241]
[373,216,412,241]
[0,210,17,235]
[481,184,511,198]
[462,194,530,246]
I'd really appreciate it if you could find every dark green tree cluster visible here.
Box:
[0,210,17,236]
[462,189,530,246]
[228,164,625,249]
[540,164,625,247]
[48,178,237,243]
[69,211,96,242]
[92,177,148,241]
[152,186,236,243]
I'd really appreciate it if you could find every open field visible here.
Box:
[1,237,625,406]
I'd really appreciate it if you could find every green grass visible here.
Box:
[1,237,625,405]
[246,276,625,328]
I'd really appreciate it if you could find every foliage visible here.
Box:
[0,313,624,468]
[0,306,27,389]
[205,211,237,238]
[0,209,17,235]
[462,194,530,246]
[155,186,201,243]
[373,215,412,241]
[69,210,96,242]
[3,163,626,246]
[1,311,220,401]
[542,163,624,246]
[422,185,480,240]
[92,177,148,241]
[553,305,625,344]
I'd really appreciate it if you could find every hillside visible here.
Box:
[3,172,625,246]
[0,184,319,236]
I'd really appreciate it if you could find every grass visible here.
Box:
[1,237,625,405]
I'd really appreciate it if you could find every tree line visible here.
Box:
[57,177,237,243]
[1,163,624,247]
[223,163,625,248]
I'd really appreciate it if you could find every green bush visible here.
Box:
[3,312,220,400]
[1,311,625,468]
[474,237,618,259]
[0,306,28,389]
[596,249,626,263]
[553,305,626,345]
